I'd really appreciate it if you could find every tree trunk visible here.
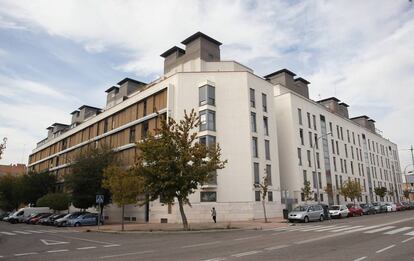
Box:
[177,197,188,230]
[262,200,268,223]
[121,205,125,231]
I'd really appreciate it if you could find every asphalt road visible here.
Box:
[1,210,414,260]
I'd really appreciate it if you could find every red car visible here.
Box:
[347,204,363,217]
[396,203,405,211]
[29,213,52,224]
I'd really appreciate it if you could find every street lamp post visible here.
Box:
[313,132,332,204]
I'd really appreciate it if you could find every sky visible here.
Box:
[0,0,413,171]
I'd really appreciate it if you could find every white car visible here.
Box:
[385,203,397,212]
[329,205,349,218]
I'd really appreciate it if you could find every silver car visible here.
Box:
[288,205,325,223]
[329,205,349,218]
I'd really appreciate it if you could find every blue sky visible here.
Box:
[0,0,413,169]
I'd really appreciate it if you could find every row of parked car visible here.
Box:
[288,201,414,223]
[1,207,103,227]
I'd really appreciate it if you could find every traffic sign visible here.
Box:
[96,194,104,204]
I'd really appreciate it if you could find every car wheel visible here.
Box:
[319,215,324,222]
[304,216,309,223]
[74,222,81,227]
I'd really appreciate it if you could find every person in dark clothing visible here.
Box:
[211,207,217,223]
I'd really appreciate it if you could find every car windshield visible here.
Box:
[293,206,307,212]
[330,206,340,210]
[360,204,367,208]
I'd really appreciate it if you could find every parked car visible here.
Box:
[319,203,331,220]
[288,204,325,223]
[401,202,412,210]
[329,205,349,218]
[8,207,51,224]
[372,202,381,213]
[2,211,15,222]
[66,213,101,227]
[0,212,11,221]
[54,212,87,227]
[360,203,376,215]
[385,203,397,212]
[395,203,405,211]
[39,214,66,226]
[347,204,363,217]
[24,213,43,224]
[29,213,52,224]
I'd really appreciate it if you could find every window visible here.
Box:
[141,121,149,139]
[200,192,217,202]
[143,100,147,116]
[200,110,216,131]
[255,191,261,201]
[268,191,273,202]
[199,85,215,106]
[250,88,255,108]
[265,140,271,160]
[104,118,108,133]
[316,152,320,168]
[312,171,317,189]
[299,129,304,145]
[333,156,337,171]
[331,140,335,154]
[263,117,269,136]
[254,162,260,184]
[307,150,312,167]
[129,127,136,143]
[318,172,322,188]
[303,170,307,184]
[298,148,302,166]
[251,112,257,132]
[312,115,317,130]
[252,137,258,157]
[345,144,348,158]
[262,93,267,112]
[307,112,311,128]
[309,132,313,147]
[266,164,272,185]
[199,135,216,147]
[336,141,340,155]
[314,134,319,149]
[329,122,333,133]
[298,108,303,125]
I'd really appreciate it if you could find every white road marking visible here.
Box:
[404,230,414,236]
[264,244,290,251]
[40,239,69,245]
[103,244,120,247]
[202,258,226,261]
[182,241,221,248]
[330,226,363,232]
[13,230,31,234]
[0,231,16,235]
[234,235,262,241]
[77,246,97,250]
[299,225,329,231]
[99,250,155,259]
[402,237,414,243]
[14,252,38,256]
[384,227,412,235]
[312,225,341,231]
[376,244,395,253]
[264,227,288,231]
[25,230,44,234]
[231,250,262,257]
[347,225,381,232]
[55,235,115,245]
[354,257,367,261]
[364,226,396,234]
[47,249,69,253]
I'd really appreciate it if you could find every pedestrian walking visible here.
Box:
[211,207,216,223]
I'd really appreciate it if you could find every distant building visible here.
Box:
[0,163,27,177]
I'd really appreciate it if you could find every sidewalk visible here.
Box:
[80,217,288,233]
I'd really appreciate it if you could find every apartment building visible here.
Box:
[28,32,283,223]
[271,70,403,209]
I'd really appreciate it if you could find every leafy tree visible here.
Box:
[0,137,6,160]
[20,171,56,205]
[134,110,227,230]
[256,173,270,223]
[36,193,71,211]
[301,181,314,204]
[339,180,362,205]
[65,146,116,211]
[102,165,145,231]
[374,187,387,201]
[0,174,22,211]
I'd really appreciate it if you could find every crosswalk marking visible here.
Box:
[25,230,44,234]
[13,231,31,234]
[315,225,347,231]
[330,226,363,232]
[404,231,414,236]
[0,231,16,235]
[364,226,396,234]
[299,225,327,231]
[384,227,412,235]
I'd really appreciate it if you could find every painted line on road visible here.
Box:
[13,230,31,234]
[234,235,262,241]
[182,241,221,248]
[330,226,363,232]
[384,227,412,235]
[353,256,367,261]
[404,230,414,236]
[231,250,262,257]
[402,237,414,243]
[99,250,155,259]
[103,244,120,247]
[53,235,116,245]
[364,226,395,234]
[314,225,347,232]
[77,246,97,250]
[264,244,290,251]
[299,225,329,231]
[202,258,226,261]
[14,252,38,256]
[0,231,16,235]
[25,230,44,234]
[376,244,395,253]
[47,249,69,253]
